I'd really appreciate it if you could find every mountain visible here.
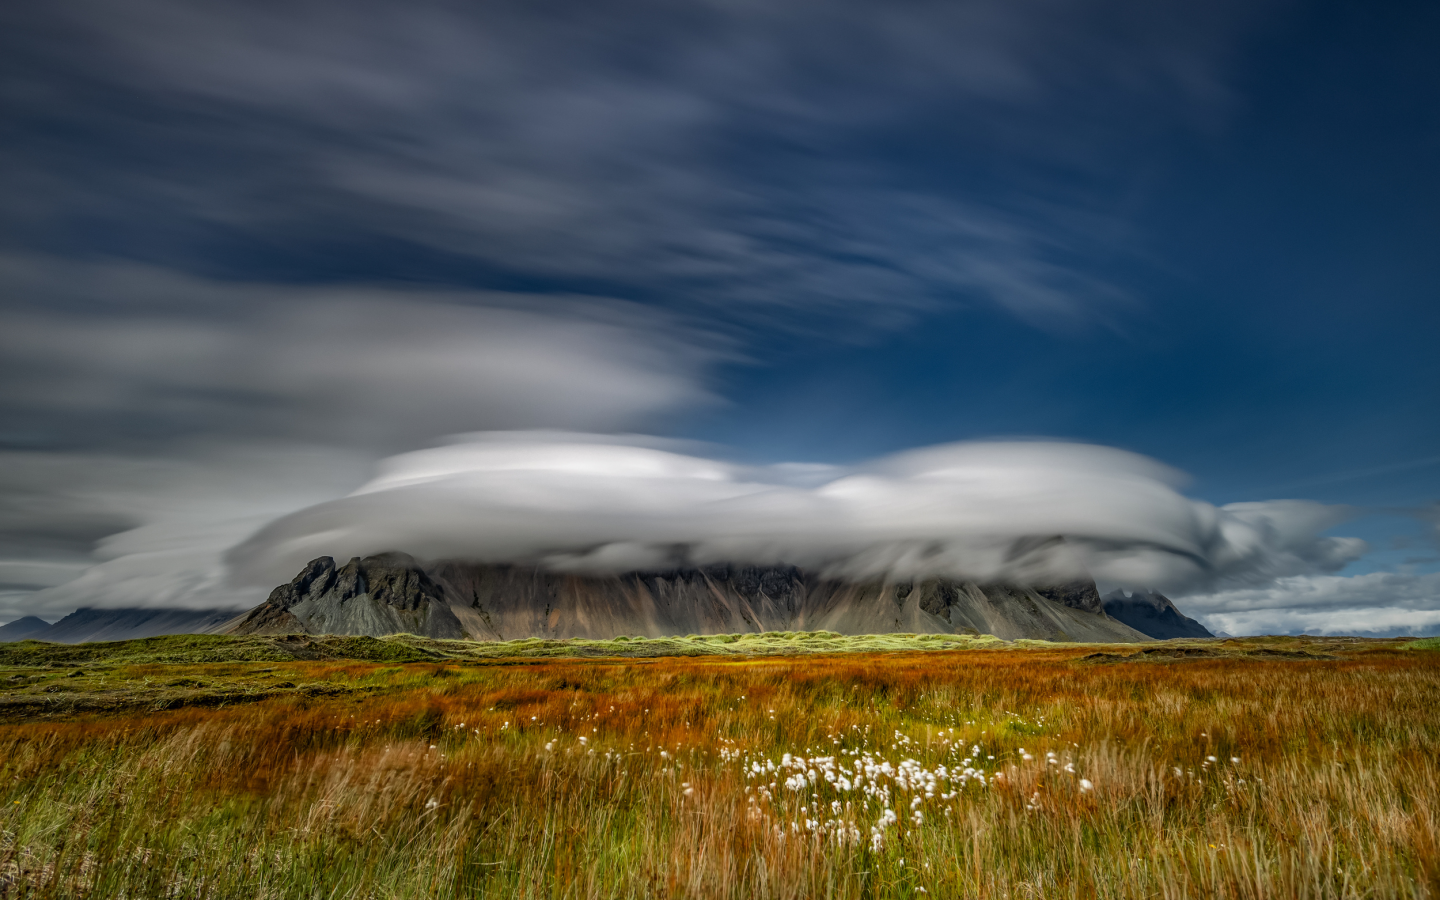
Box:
[230,553,461,638]
[1101,590,1213,639]
[23,607,243,644]
[0,616,51,642]
[229,553,1149,643]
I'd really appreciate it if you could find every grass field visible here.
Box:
[1,633,1437,898]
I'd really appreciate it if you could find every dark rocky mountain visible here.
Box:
[20,607,243,644]
[228,553,463,638]
[0,615,51,642]
[230,553,1148,643]
[1101,590,1213,640]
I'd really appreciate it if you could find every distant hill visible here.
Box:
[22,608,242,644]
[1101,590,1213,639]
[228,552,1149,643]
[0,616,51,642]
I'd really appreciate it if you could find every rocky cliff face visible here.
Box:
[1101,590,1213,639]
[230,554,1148,643]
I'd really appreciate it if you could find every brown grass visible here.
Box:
[1,642,1437,898]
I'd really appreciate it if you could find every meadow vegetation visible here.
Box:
[1,634,1436,898]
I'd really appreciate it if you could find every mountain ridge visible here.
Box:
[228,553,1148,643]
[8,607,242,645]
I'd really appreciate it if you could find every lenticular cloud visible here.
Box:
[226,432,1365,594]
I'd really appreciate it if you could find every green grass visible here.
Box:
[6,629,1406,672]
[0,629,1016,669]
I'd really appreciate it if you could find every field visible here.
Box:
[1,634,1437,898]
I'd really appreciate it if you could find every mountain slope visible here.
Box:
[25,608,243,644]
[231,554,1147,643]
[0,616,51,642]
[1102,590,1213,639]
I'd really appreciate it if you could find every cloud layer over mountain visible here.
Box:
[0,259,718,621]
[230,433,1366,596]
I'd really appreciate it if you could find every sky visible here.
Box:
[2,0,1437,635]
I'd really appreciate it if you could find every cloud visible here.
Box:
[1185,572,1440,637]
[0,256,719,453]
[1,0,1274,328]
[228,433,1365,597]
[0,258,720,620]
[0,444,370,621]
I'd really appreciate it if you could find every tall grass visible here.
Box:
[2,646,1437,898]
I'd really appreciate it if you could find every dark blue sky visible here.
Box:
[0,0,1436,631]
[693,2,1440,503]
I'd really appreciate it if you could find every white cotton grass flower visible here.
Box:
[425,798,439,810]
[1079,779,1094,792]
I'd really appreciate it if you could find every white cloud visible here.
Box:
[1182,571,1440,636]
[0,258,720,618]
[0,255,720,451]
[3,444,369,619]
[228,433,1365,597]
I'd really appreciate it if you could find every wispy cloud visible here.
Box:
[0,255,720,452]
[1,0,1272,329]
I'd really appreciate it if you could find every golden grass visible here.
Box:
[1,642,1437,898]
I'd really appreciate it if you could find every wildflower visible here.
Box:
[1231,757,1241,763]
[1079,779,1094,792]
[425,798,439,810]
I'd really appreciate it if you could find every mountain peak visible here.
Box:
[1101,590,1213,639]
[0,615,52,642]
